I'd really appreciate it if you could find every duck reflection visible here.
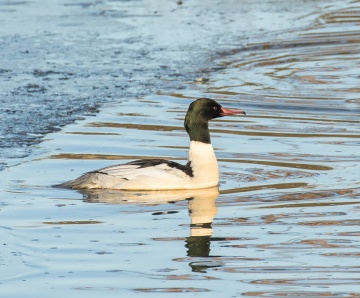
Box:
[81,187,219,265]
[186,188,218,258]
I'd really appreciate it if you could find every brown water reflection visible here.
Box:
[87,121,360,138]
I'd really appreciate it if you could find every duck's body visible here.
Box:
[63,141,218,190]
[59,98,245,190]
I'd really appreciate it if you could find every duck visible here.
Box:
[59,98,246,190]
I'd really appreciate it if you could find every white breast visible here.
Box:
[187,141,219,188]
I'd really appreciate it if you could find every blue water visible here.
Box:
[1,0,360,297]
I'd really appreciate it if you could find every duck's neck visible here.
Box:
[185,118,211,144]
[184,117,219,186]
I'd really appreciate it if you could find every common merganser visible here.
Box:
[59,98,246,190]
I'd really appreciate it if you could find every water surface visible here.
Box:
[1,0,360,297]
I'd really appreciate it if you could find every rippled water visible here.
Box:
[1,1,360,297]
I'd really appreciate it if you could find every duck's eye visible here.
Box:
[213,106,218,111]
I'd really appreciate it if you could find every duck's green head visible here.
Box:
[184,98,245,143]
